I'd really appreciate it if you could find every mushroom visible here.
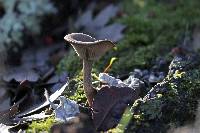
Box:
[64,33,115,106]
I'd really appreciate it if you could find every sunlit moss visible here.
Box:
[27,117,56,133]
[64,71,99,105]
[69,86,87,104]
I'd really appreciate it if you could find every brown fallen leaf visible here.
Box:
[12,80,32,104]
[17,81,69,117]
[92,86,140,131]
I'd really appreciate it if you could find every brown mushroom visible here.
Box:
[64,33,115,106]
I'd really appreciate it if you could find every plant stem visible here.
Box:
[83,59,96,106]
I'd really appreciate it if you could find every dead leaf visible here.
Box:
[75,10,93,29]
[3,67,40,83]
[75,4,125,42]
[17,81,69,117]
[20,111,52,122]
[92,86,140,131]
[96,23,125,42]
[12,80,31,104]
[20,45,65,79]
[48,96,80,122]
[92,4,119,29]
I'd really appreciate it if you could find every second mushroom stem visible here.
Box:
[83,59,97,106]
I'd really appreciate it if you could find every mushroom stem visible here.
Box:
[83,59,96,106]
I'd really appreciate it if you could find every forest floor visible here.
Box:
[1,0,200,133]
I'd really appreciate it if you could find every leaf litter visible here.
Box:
[45,89,80,122]
[0,44,70,130]
[90,73,144,131]
[75,3,126,42]
[0,2,128,132]
[17,81,69,117]
[92,85,140,131]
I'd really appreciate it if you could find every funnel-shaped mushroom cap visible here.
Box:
[64,33,116,60]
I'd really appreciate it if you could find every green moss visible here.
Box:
[127,55,200,132]
[68,82,87,104]
[54,0,200,132]
[27,117,56,133]
[110,0,200,74]
[58,0,200,75]
[26,73,89,132]
[64,71,99,105]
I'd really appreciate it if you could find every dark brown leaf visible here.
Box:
[92,86,140,131]
[12,80,32,104]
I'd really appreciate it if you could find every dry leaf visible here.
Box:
[17,81,69,117]
[75,4,125,42]
[92,86,140,131]
[3,67,40,83]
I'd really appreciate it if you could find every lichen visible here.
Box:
[126,55,200,133]
[0,0,56,53]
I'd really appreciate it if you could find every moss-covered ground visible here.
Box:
[28,0,200,132]
[127,55,200,132]
[58,0,200,75]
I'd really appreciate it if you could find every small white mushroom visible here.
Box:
[64,33,115,106]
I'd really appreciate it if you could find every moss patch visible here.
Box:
[58,0,200,75]
[52,0,200,132]
[27,117,56,133]
[127,55,200,132]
